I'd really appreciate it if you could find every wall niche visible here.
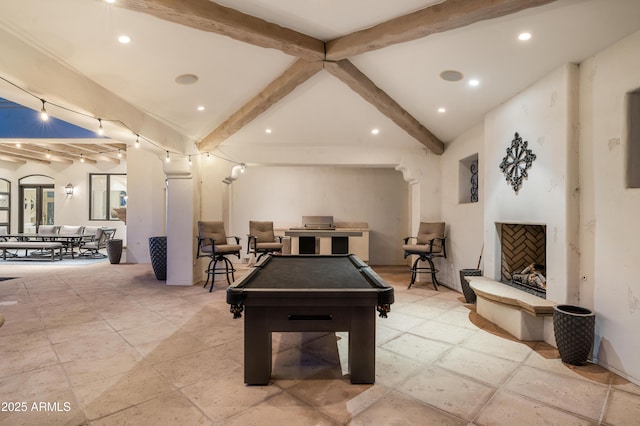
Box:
[459,153,479,204]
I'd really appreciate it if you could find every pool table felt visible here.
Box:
[237,255,375,289]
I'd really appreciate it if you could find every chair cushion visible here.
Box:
[416,222,445,243]
[201,243,242,254]
[59,225,83,235]
[38,225,59,235]
[249,221,275,243]
[403,244,442,254]
[255,242,283,250]
[83,226,100,236]
[213,244,242,254]
[198,221,227,246]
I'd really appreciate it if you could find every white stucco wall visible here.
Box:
[125,147,166,263]
[440,123,485,293]
[483,63,580,306]
[202,144,440,266]
[579,29,640,384]
[227,165,409,265]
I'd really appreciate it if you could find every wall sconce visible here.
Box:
[222,163,246,184]
[64,183,74,196]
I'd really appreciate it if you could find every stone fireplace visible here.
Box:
[499,223,547,298]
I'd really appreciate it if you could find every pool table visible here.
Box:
[227,254,394,385]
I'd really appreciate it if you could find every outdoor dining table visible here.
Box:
[5,233,94,259]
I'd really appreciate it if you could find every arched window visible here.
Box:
[0,178,10,234]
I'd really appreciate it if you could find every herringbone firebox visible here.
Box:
[499,223,546,286]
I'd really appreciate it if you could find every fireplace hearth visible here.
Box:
[499,223,547,299]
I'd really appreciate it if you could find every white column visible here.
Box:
[165,157,197,286]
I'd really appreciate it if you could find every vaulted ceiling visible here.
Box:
[1,0,640,165]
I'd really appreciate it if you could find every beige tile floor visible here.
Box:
[1,258,639,425]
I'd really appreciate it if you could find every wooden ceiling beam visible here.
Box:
[94,143,128,154]
[324,60,444,154]
[199,59,324,151]
[11,144,76,164]
[0,154,26,164]
[46,144,98,164]
[0,146,51,164]
[114,0,556,154]
[63,144,122,164]
[325,0,558,60]
[115,0,325,61]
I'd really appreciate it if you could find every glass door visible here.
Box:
[19,185,55,233]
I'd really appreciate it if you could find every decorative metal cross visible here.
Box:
[499,132,536,193]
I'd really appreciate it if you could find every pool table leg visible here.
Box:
[348,306,376,384]
[244,306,272,385]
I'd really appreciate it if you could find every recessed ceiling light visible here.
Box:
[197,106,205,111]
[175,74,199,85]
[105,0,116,3]
[518,32,532,41]
[118,35,131,44]
[468,79,480,87]
[265,128,272,134]
[371,128,380,135]
[438,107,446,113]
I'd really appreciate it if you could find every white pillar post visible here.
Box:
[164,157,197,286]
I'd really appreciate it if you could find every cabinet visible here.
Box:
[277,228,370,262]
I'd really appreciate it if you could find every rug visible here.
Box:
[0,256,108,267]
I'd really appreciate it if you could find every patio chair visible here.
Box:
[196,221,242,291]
[247,221,283,262]
[402,222,447,290]
[79,228,116,258]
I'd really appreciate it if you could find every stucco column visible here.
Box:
[164,157,197,286]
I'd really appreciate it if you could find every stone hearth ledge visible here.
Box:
[467,276,557,342]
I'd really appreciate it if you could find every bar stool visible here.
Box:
[196,221,242,291]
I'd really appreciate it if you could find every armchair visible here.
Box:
[197,221,242,291]
[247,221,283,262]
[402,222,447,290]
[79,227,116,258]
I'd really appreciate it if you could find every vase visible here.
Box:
[459,269,482,303]
[149,236,167,280]
[553,304,596,365]
[106,239,123,264]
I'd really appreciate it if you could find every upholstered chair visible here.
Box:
[402,222,447,289]
[247,221,283,262]
[79,228,116,258]
[197,221,242,291]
